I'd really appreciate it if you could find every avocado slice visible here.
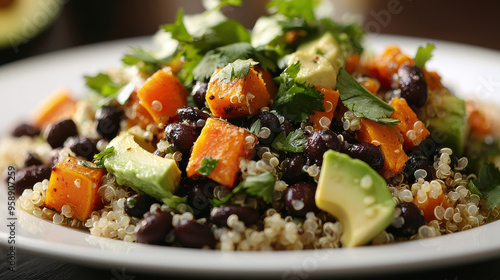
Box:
[297,32,343,73]
[425,94,467,156]
[288,50,338,89]
[315,150,395,247]
[103,132,181,203]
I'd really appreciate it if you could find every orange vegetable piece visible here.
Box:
[366,45,413,88]
[138,68,188,124]
[255,66,278,98]
[361,78,380,95]
[466,100,493,137]
[32,88,76,128]
[125,92,156,130]
[423,69,443,91]
[186,118,257,187]
[206,65,271,118]
[357,119,409,179]
[345,53,360,74]
[308,87,339,130]
[390,97,430,150]
[45,157,105,221]
[413,182,450,222]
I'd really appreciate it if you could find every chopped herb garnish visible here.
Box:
[272,129,306,153]
[414,43,436,70]
[336,68,399,125]
[84,73,122,97]
[272,62,324,123]
[211,172,276,206]
[211,59,259,83]
[121,46,173,74]
[249,119,262,136]
[469,162,500,210]
[197,156,219,176]
[80,146,114,169]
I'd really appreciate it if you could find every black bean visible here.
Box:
[44,119,78,149]
[192,81,209,109]
[11,123,40,138]
[176,106,210,126]
[398,65,428,108]
[346,142,385,171]
[164,123,199,154]
[283,182,318,218]
[210,205,260,227]
[281,154,308,184]
[95,105,123,140]
[14,165,52,196]
[135,212,173,244]
[174,219,216,249]
[387,202,426,238]
[68,137,100,161]
[404,148,432,183]
[187,181,216,218]
[304,129,340,165]
[280,119,295,135]
[251,112,282,134]
[24,153,43,167]
[124,194,158,218]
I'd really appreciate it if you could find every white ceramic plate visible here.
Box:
[1,35,500,278]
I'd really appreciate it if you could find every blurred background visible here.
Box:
[0,0,499,66]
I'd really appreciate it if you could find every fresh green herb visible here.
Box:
[272,62,324,123]
[122,46,173,74]
[414,43,436,70]
[469,163,500,210]
[162,9,192,43]
[211,59,259,83]
[249,119,262,136]
[211,172,276,206]
[84,73,121,97]
[336,68,399,125]
[320,19,364,54]
[272,129,307,153]
[197,157,219,176]
[162,195,190,210]
[267,0,317,22]
[79,146,114,169]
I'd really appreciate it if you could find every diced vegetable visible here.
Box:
[357,119,409,179]
[126,92,156,129]
[413,181,449,222]
[390,97,430,150]
[308,87,339,130]
[186,118,257,187]
[32,88,76,128]
[138,68,188,124]
[255,65,278,98]
[45,157,105,221]
[367,45,413,88]
[423,69,443,91]
[206,64,271,118]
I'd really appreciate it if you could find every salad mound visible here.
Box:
[4,0,500,250]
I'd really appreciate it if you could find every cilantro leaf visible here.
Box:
[80,146,114,169]
[121,46,173,74]
[272,129,306,153]
[414,43,436,70]
[211,59,259,83]
[211,172,276,206]
[267,0,317,22]
[469,163,500,210]
[249,119,262,136]
[272,62,324,123]
[84,73,121,97]
[197,157,219,176]
[162,9,192,43]
[237,172,276,203]
[336,68,399,125]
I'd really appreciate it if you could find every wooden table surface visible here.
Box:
[1,1,500,279]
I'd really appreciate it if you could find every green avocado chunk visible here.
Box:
[103,132,181,201]
[425,95,467,156]
[315,150,395,247]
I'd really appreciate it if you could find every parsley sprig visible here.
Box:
[272,129,307,153]
[211,59,259,83]
[80,146,114,169]
[84,73,123,97]
[272,62,325,123]
[469,163,500,210]
[414,43,436,70]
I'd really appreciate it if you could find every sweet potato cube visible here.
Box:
[206,66,270,118]
[32,87,76,129]
[390,97,430,150]
[45,157,105,221]
[357,119,409,180]
[186,118,257,187]
[138,68,188,124]
[126,92,156,129]
[308,86,340,130]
